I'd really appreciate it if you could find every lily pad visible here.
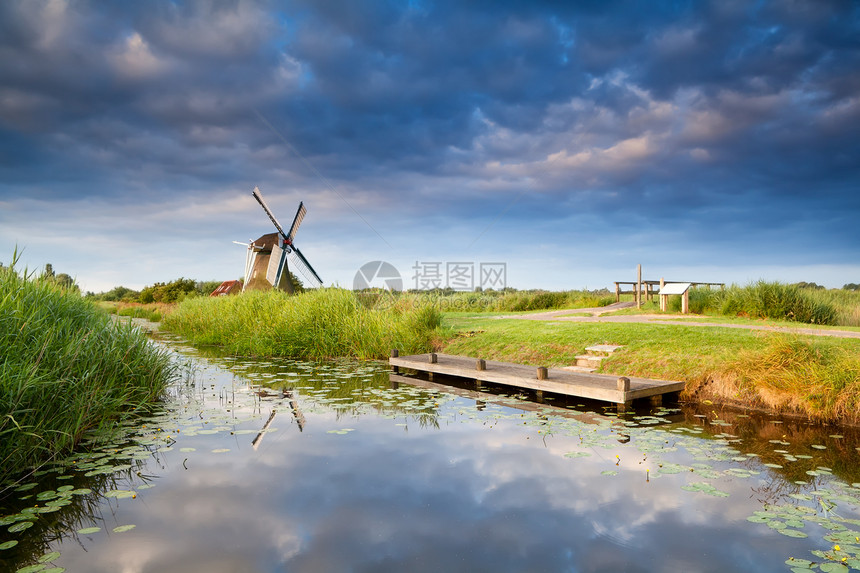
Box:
[77,526,101,534]
[38,552,60,563]
[0,540,19,550]
[112,524,136,533]
[8,520,35,533]
[15,565,46,573]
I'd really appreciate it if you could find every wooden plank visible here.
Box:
[389,353,685,404]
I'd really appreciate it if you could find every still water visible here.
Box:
[2,332,860,573]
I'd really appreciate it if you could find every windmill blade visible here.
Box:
[252,186,288,238]
[286,202,306,242]
[288,246,323,287]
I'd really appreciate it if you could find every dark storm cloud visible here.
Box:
[0,0,858,288]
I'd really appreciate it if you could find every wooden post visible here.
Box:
[615,282,620,303]
[649,394,662,406]
[636,264,642,309]
[476,359,486,371]
[682,289,690,314]
[429,353,437,364]
[617,377,632,414]
[537,367,548,380]
[535,390,544,403]
[391,349,399,374]
[659,278,666,311]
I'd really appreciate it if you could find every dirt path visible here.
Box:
[505,304,860,340]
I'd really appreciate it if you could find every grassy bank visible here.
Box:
[161,288,442,360]
[1,264,177,482]
[441,314,860,425]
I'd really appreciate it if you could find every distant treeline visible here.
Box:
[86,278,224,303]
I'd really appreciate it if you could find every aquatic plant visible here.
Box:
[0,255,176,482]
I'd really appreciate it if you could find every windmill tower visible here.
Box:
[241,187,323,294]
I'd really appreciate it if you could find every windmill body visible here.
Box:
[241,187,323,294]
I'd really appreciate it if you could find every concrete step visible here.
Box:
[575,355,605,368]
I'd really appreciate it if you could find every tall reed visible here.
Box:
[0,262,176,481]
[161,288,442,360]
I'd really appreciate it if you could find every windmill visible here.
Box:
[240,186,323,294]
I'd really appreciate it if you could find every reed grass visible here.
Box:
[161,288,442,360]
[0,261,176,481]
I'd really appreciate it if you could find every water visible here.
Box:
[2,332,860,573]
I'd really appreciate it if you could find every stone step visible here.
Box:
[575,355,605,368]
[584,344,624,356]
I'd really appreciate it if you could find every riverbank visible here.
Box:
[439,313,860,426]
[153,287,860,426]
[0,265,177,483]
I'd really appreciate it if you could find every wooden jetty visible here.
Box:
[389,351,685,410]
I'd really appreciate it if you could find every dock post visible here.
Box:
[636,264,642,309]
[617,377,631,414]
[429,353,437,364]
[535,390,545,403]
[476,359,486,371]
[537,367,548,380]
[391,349,399,374]
[649,394,662,406]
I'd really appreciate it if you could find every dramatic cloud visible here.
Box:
[1,0,858,291]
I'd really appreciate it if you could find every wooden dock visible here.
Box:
[389,352,685,408]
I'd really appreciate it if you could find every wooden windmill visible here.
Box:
[240,186,323,294]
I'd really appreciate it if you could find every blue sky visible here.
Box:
[1,0,858,293]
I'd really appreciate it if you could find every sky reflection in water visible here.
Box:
[3,343,860,573]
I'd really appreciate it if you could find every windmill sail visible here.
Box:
[252,187,288,238]
[286,202,306,242]
[289,246,323,287]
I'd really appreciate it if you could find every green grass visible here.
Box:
[440,314,860,424]
[1,262,177,482]
[161,288,442,360]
